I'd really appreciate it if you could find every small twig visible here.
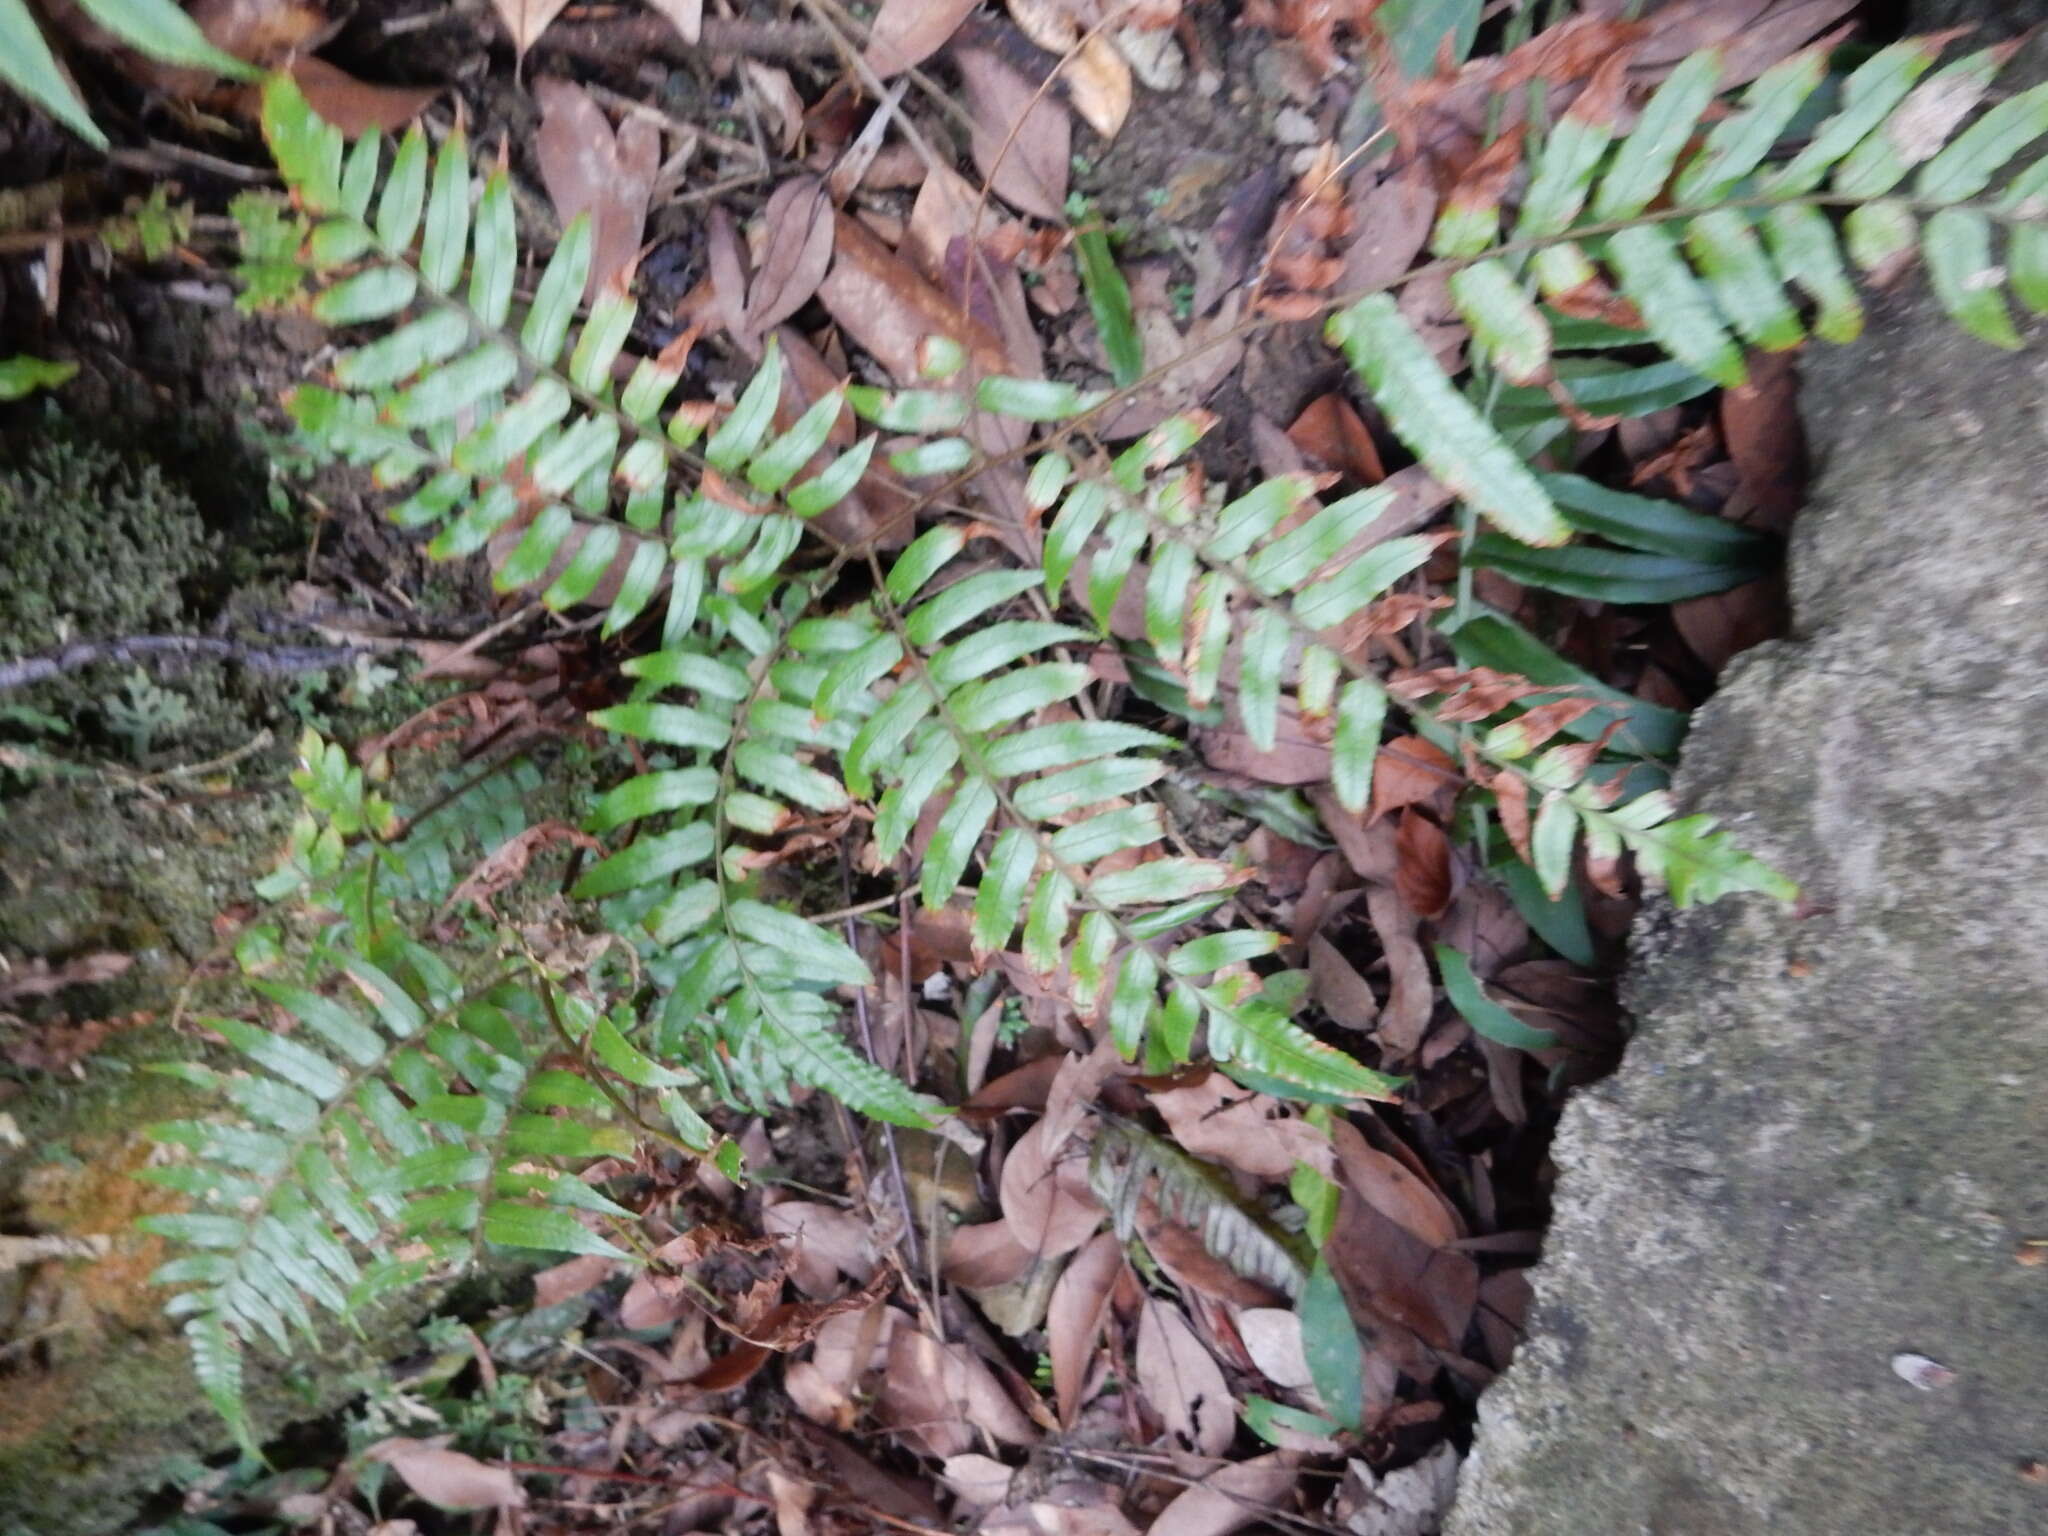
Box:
[413,601,539,680]
[108,143,273,185]
[0,635,364,693]
[541,15,845,67]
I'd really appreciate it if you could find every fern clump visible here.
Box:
[139,29,2048,1445]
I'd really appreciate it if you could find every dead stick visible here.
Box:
[0,634,366,693]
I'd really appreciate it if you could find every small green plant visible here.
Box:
[138,30,2048,1449]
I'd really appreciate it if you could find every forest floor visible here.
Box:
[0,2,1879,1534]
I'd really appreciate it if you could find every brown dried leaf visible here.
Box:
[999,1119,1105,1259]
[1308,935,1378,1034]
[288,56,436,136]
[487,0,571,62]
[955,44,1071,223]
[0,951,131,1003]
[364,1439,524,1511]
[1340,164,1439,296]
[943,1218,1038,1289]
[764,1200,878,1298]
[1148,1075,1335,1182]
[1392,811,1453,921]
[1369,736,1458,823]
[1287,392,1384,486]
[531,1253,615,1308]
[743,176,835,348]
[864,0,978,77]
[879,1328,1039,1456]
[1330,1119,1462,1250]
[1135,1298,1234,1456]
[818,210,1012,383]
[1322,1190,1477,1378]
[1138,1202,1284,1308]
[533,79,659,299]
[744,61,806,154]
[1065,34,1134,140]
[643,0,700,44]
[1048,1231,1124,1427]
[1364,880,1433,1059]
[1146,1450,1300,1536]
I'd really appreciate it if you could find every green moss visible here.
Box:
[0,434,217,661]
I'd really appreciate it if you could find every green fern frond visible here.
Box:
[1332,31,2048,547]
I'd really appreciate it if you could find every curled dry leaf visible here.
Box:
[364,1438,524,1511]
[785,1301,898,1429]
[1369,736,1459,823]
[954,44,1071,224]
[1047,1230,1125,1426]
[1135,1297,1235,1456]
[1364,881,1433,1060]
[864,0,979,77]
[744,61,806,154]
[743,176,835,350]
[1000,1118,1105,1259]
[1392,810,1453,921]
[533,79,660,300]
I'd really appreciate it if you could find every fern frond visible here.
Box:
[1325,31,2048,552]
[1090,1118,1310,1298]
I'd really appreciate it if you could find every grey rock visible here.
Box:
[1447,11,2048,1534]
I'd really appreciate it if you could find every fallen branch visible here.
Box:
[0,634,366,693]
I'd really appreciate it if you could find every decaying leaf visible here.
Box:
[743,176,835,349]
[764,1199,879,1297]
[864,0,978,76]
[1135,1297,1234,1455]
[1148,1074,1334,1182]
[1000,1118,1106,1258]
[1146,1449,1300,1536]
[487,0,573,65]
[364,1438,525,1511]
[1047,1230,1124,1426]
[954,44,1072,223]
[533,78,661,299]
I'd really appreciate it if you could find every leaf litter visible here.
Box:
[57,0,1858,1530]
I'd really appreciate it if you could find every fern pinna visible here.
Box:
[148,31,2048,1440]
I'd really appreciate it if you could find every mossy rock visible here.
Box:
[0,1023,501,1536]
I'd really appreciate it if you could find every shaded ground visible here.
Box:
[0,2,1947,1533]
